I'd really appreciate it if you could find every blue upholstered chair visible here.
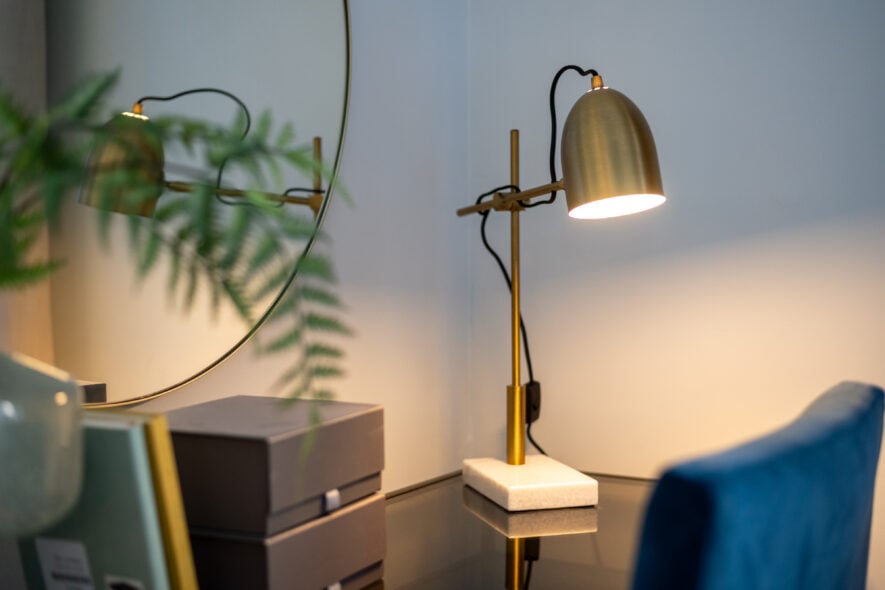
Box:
[632,381,884,590]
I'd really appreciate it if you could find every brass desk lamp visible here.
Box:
[456,67,665,511]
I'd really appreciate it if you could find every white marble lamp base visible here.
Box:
[462,454,598,512]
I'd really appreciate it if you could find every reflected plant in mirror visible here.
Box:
[43,0,350,403]
[0,72,349,402]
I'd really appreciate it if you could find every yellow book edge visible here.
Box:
[139,413,200,590]
[85,409,199,590]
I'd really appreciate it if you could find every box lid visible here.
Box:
[167,396,384,535]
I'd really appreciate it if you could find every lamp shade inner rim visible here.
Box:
[568,193,666,220]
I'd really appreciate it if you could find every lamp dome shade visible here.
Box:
[561,86,665,220]
[79,112,165,218]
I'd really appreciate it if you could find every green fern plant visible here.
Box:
[0,72,348,400]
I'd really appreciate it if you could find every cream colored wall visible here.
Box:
[466,0,885,586]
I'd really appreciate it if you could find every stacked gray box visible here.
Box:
[166,396,385,589]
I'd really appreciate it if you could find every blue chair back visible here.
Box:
[632,381,884,590]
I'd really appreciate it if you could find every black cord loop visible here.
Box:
[524,65,598,209]
[285,187,325,195]
[474,185,536,384]
[138,87,253,206]
[136,87,252,139]
[471,66,601,455]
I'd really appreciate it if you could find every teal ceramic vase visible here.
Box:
[0,352,82,537]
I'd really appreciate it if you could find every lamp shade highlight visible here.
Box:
[561,86,665,219]
[79,112,165,217]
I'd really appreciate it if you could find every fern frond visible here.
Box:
[246,233,283,276]
[1,71,350,402]
[275,122,295,149]
[251,263,293,302]
[48,71,118,121]
[136,228,163,277]
[0,261,61,289]
[295,253,336,281]
[304,343,344,361]
[308,365,345,379]
[183,257,200,311]
[254,111,272,143]
[166,238,183,294]
[296,285,343,308]
[0,93,28,135]
[218,206,253,271]
[264,326,304,354]
[221,279,253,324]
[303,312,352,335]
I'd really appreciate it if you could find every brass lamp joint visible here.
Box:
[591,74,604,90]
[495,191,525,212]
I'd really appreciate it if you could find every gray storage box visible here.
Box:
[166,396,384,536]
[190,492,386,590]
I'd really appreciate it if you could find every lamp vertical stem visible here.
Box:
[312,136,323,192]
[506,537,525,590]
[507,129,526,466]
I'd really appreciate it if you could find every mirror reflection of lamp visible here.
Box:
[456,67,666,512]
[75,88,326,404]
[79,88,325,218]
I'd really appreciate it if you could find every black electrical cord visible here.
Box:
[523,65,598,209]
[527,423,546,455]
[475,185,546,456]
[524,537,541,589]
[525,560,534,589]
[475,185,535,384]
[285,187,324,196]
[473,65,600,456]
[136,87,251,132]
[136,87,253,206]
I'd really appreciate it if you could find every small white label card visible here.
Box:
[35,537,95,590]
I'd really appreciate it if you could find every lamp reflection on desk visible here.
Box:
[463,484,598,588]
[456,67,666,512]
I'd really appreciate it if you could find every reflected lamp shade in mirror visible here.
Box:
[561,80,665,219]
[79,110,165,218]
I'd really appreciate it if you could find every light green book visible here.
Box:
[19,411,171,590]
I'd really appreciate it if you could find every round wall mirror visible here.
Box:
[44,0,350,404]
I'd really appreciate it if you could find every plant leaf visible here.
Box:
[49,71,118,121]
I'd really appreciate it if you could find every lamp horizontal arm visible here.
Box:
[165,181,323,215]
[456,180,564,217]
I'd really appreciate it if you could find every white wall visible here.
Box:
[9,0,885,586]
[141,0,474,493]
[466,0,885,586]
[323,0,475,488]
[41,0,474,493]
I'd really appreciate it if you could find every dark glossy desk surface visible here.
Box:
[380,473,654,590]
